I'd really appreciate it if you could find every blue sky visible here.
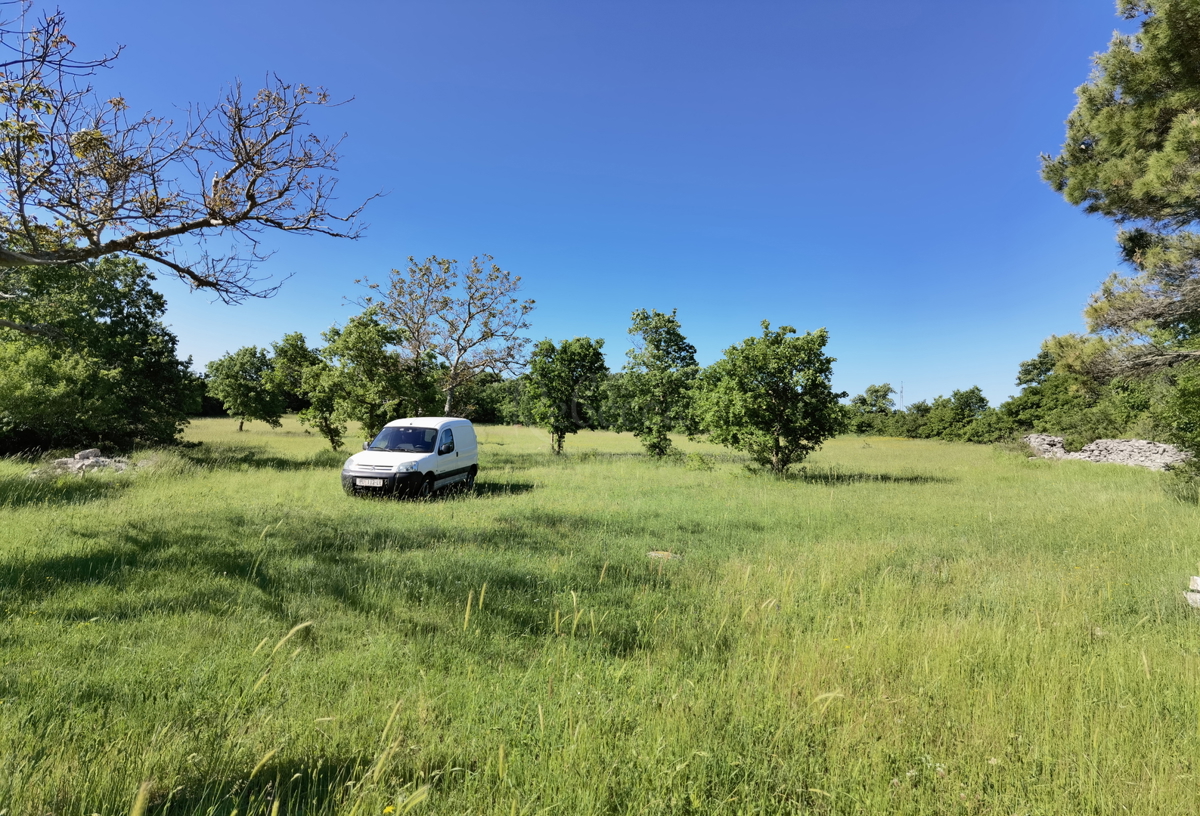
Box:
[72,1,1131,406]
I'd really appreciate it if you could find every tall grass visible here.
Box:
[1,418,1197,813]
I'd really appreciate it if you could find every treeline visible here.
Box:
[846,336,1188,451]
[205,306,847,474]
[0,252,849,475]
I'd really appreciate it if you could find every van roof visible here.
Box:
[384,417,473,430]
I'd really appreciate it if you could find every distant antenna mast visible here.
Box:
[899,381,904,411]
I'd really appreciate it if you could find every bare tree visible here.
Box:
[0,2,374,335]
[360,255,535,415]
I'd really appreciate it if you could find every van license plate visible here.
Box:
[355,478,384,487]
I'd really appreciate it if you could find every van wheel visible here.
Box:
[415,474,435,500]
[463,466,477,492]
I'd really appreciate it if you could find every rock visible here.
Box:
[1185,591,1200,609]
[1191,576,1200,592]
[1023,435,1191,471]
[1024,434,1068,459]
[647,551,682,560]
[32,451,130,477]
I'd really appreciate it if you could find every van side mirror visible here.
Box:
[363,442,369,450]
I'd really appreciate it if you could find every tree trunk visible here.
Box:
[238,418,245,432]
[443,385,455,416]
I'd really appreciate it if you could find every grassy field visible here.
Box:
[2,418,1199,814]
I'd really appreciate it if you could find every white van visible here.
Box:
[341,417,479,498]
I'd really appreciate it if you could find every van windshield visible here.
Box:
[368,426,437,453]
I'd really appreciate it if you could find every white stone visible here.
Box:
[1024,435,1191,471]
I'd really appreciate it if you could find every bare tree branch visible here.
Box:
[358,255,535,415]
[0,5,374,308]
[0,313,53,335]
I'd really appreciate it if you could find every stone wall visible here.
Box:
[1023,434,1191,471]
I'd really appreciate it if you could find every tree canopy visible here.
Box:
[527,337,608,454]
[1042,0,1200,370]
[610,308,698,456]
[696,322,846,474]
[205,347,286,432]
[0,255,195,451]
[317,308,441,439]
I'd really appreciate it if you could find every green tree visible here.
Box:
[205,347,286,432]
[319,309,441,440]
[847,383,896,434]
[999,341,1166,449]
[696,322,847,474]
[270,332,346,450]
[922,387,990,441]
[527,337,608,454]
[0,256,194,451]
[1042,0,1200,371]
[266,332,315,413]
[883,400,933,438]
[610,309,699,456]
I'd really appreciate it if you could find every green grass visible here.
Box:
[2,418,1199,814]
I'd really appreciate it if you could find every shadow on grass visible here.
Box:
[789,467,953,486]
[143,750,473,816]
[178,444,347,472]
[467,481,535,499]
[0,472,129,509]
[350,482,536,503]
[4,500,681,661]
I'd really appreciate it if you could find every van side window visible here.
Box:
[439,429,455,454]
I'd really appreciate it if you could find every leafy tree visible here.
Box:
[482,375,535,426]
[847,383,896,434]
[922,387,990,441]
[261,314,442,450]
[0,3,373,335]
[1016,350,1057,387]
[194,375,229,417]
[609,308,698,456]
[1042,0,1200,371]
[959,409,1018,444]
[999,341,1168,449]
[450,371,507,423]
[270,332,345,450]
[205,347,286,432]
[360,255,535,415]
[884,400,933,438]
[696,322,846,474]
[527,337,608,454]
[1162,369,1200,461]
[318,309,441,440]
[0,256,194,451]
[266,333,315,413]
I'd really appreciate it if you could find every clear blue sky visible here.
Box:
[72,1,1131,406]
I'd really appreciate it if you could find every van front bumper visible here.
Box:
[341,468,423,496]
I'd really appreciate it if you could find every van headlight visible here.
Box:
[395,462,417,472]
